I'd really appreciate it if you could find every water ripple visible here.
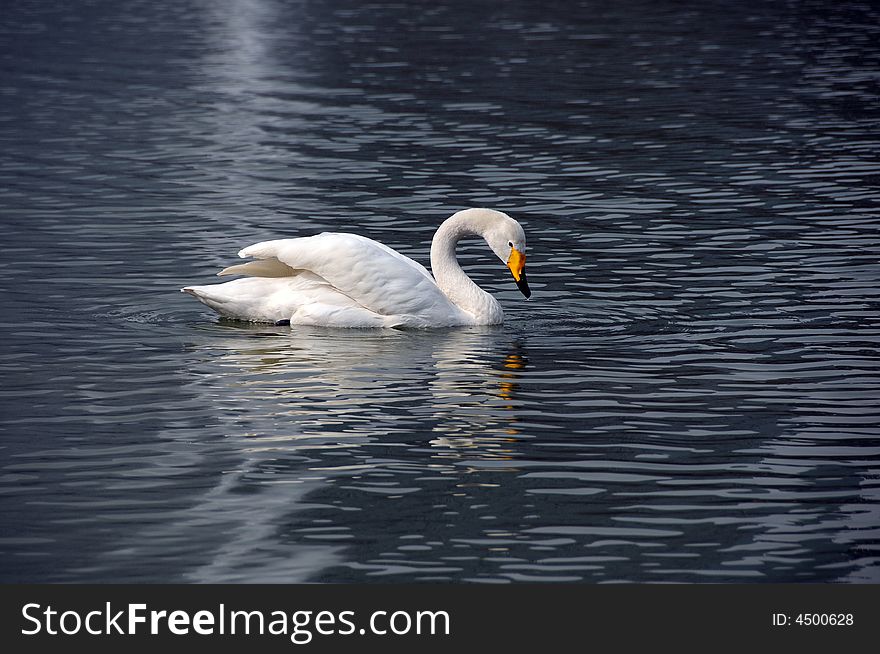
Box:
[1,0,878,583]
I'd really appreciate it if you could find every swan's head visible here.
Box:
[440,208,532,299]
[477,209,531,299]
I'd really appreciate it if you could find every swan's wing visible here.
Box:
[236,232,451,317]
[218,258,296,278]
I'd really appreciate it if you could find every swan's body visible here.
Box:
[182,208,530,328]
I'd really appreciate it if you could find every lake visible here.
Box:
[1,0,878,582]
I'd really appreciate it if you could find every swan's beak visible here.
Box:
[507,247,531,299]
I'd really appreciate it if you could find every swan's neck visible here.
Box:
[430,212,503,324]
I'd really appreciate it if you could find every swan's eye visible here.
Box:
[508,241,513,248]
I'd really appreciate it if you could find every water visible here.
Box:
[1,0,879,583]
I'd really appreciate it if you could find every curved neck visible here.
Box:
[430,211,503,323]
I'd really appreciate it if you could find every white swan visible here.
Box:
[181,208,531,328]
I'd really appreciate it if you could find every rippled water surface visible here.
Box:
[2,0,879,582]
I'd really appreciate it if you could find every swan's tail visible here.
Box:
[180,285,226,312]
[180,279,295,323]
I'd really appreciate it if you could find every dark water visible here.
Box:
[1,0,879,583]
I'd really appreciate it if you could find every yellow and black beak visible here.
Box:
[507,247,531,299]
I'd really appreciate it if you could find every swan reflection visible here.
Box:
[105,324,530,582]
[191,322,528,460]
[426,342,528,459]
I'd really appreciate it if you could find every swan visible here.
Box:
[181,208,531,328]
